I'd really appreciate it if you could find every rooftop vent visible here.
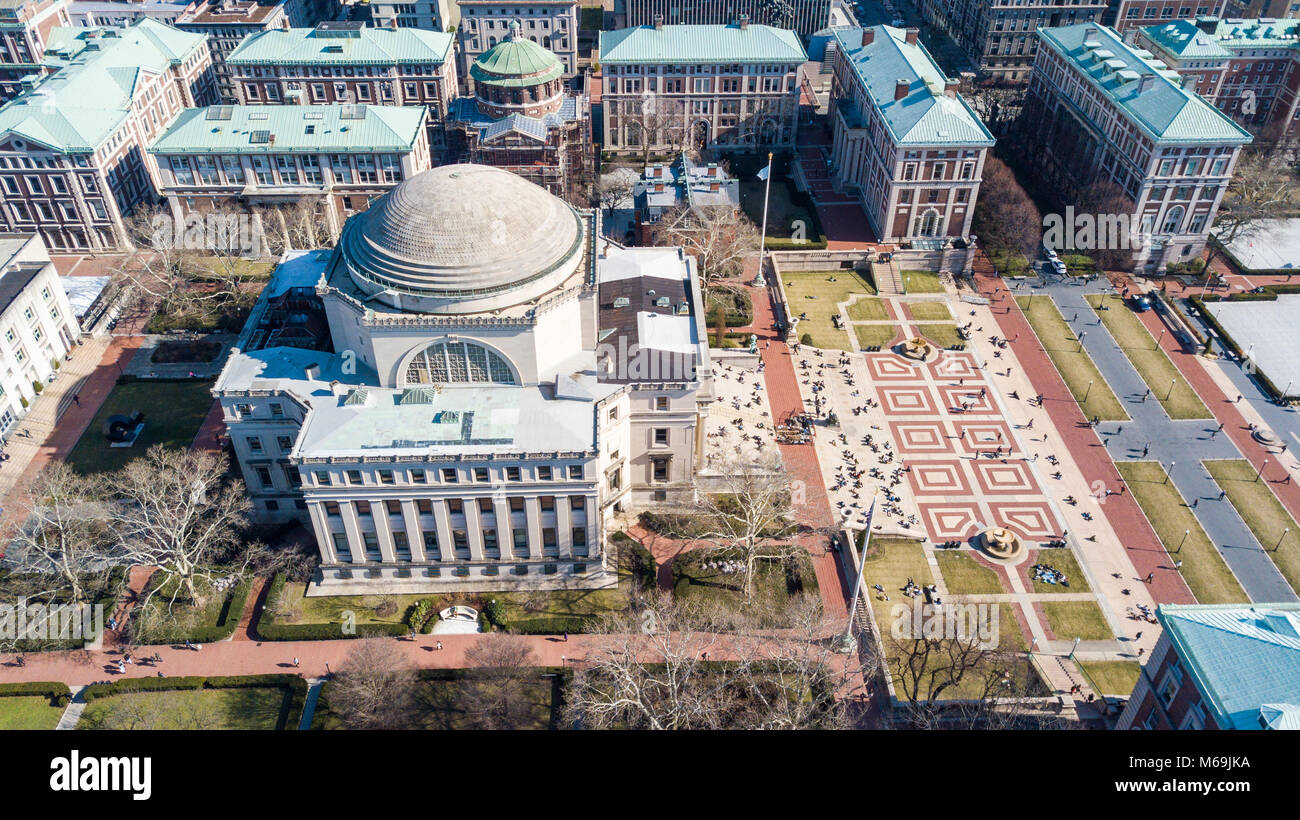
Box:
[655,296,671,307]
[862,27,875,47]
[340,104,366,120]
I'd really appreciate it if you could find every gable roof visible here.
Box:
[1039,23,1252,145]
[1159,603,1300,730]
[600,22,807,65]
[832,26,993,147]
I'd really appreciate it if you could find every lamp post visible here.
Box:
[1084,379,1093,401]
[1157,327,1165,349]
[1276,527,1290,552]
[1078,330,1087,352]
[1167,460,1175,482]
[1257,458,1269,482]
[1177,528,1189,553]
[1166,377,1176,401]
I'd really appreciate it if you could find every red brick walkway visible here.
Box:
[972,260,1194,605]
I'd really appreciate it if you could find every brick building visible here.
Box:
[918,0,1107,82]
[0,18,215,250]
[1117,603,1300,730]
[827,26,994,243]
[0,0,71,103]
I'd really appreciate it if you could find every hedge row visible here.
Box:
[82,674,307,704]
[0,681,72,707]
[506,615,589,635]
[130,577,254,646]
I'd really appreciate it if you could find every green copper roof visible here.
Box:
[1039,24,1252,145]
[1142,20,1231,60]
[1208,16,1300,49]
[470,28,564,86]
[226,25,453,66]
[147,104,427,154]
[0,18,207,153]
[600,22,807,65]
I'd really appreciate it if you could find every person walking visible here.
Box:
[72,394,80,407]
[293,657,300,668]
[435,641,443,651]
[1144,572,1155,584]
[563,631,569,642]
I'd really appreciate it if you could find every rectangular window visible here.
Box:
[570,496,586,513]
[537,465,552,481]
[654,428,668,446]
[540,496,555,512]
[473,467,489,482]
[655,396,669,411]
[411,468,426,484]
[332,532,352,561]
[276,435,292,452]
[255,466,272,488]
[246,436,263,453]
[379,469,394,485]
[512,527,529,554]
[442,468,458,483]
[346,469,363,485]
[506,466,521,482]
[315,471,331,486]
[568,465,582,480]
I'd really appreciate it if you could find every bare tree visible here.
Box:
[596,171,637,220]
[621,94,690,164]
[460,633,542,730]
[1199,154,1298,279]
[669,453,800,603]
[4,463,116,605]
[653,203,760,285]
[971,156,1043,260]
[329,639,418,730]
[105,446,252,606]
[1076,180,1137,272]
[961,81,1026,138]
[564,593,874,730]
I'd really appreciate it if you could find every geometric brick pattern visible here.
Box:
[928,353,980,380]
[866,354,923,381]
[889,420,955,455]
[908,459,972,496]
[917,502,984,540]
[877,385,938,416]
[937,384,994,414]
[952,420,1016,454]
[986,501,1059,539]
[971,459,1040,496]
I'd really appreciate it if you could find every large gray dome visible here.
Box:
[338,164,586,314]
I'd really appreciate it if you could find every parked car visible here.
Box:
[1131,294,1152,312]
[1051,260,1068,275]
[1043,245,1059,262]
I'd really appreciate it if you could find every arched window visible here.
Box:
[1161,205,1185,235]
[405,341,516,385]
[917,208,940,237]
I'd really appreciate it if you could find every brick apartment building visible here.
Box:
[1117,603,1300,730]
[918,0,1107,82]
[1021,23,1252,271]
[0,0,71,103]
[827,26,994,243]
[0,18,215,250]
[1136,16,1300,138]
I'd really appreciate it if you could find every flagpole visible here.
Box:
[754,151,773,287]
[837,492,876,652]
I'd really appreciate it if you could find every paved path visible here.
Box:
[973,263,1196,608]
[298,677,325,730]
[54,685,88,730]
[1040,279,1292,601]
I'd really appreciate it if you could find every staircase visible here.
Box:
[871,259,904,297]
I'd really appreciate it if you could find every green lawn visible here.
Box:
[1078,660,1142,696]
[901,270,945,293]
[0,696,65,730]
[78,688,289,730]
[1041,600,1114,641]
[1086,295,1210,420]
[854,325,900,350]
[1117,461,1247,604]
[906,301,952,321]
[785,270,876,349]
[986,248,1033,277]
[66,380,216,474]
[1205,459,1300,596]
[934,551,1005,595]
[1016,295,1129,421]
[861,538,933,624]
[1026,548,1092,593]
[673,554,818,628]
[845,296,889,321]
[917,324,963,349]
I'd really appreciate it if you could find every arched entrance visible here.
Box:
[758,117,779,145]
[914,208,942,238]
[692,120,710,150]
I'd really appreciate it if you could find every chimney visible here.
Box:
[905,28,919,45]
[894,78,909,100]
[738,14,749,30]
[653,14,663,30]
[861,27,874,47]
[655,183,665,192]
[944,78,959,97]
[707,163,717,176]
[1138,73,1154,93]
[1196,16,1219,34]
[710,181,720,192]
[304,363,321,380]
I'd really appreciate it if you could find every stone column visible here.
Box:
[463,498,485,561]
[306,501,335,563]
[370,501,397,563]
[432,499,454,559]
[494,496,516,558]
[401,500,426,562]
[556,495,573,559]
[340,502,366,564]
[525,496,544,557]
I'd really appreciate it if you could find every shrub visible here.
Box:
[484,598,507,629]
[374,597,398,619]
[507,616,588,635]
[32,380,42,394]
[0,681,72,707]
[477,611,493,633]
[19,396,27,409]
[407,599,435,632]
[800,333,813,346]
